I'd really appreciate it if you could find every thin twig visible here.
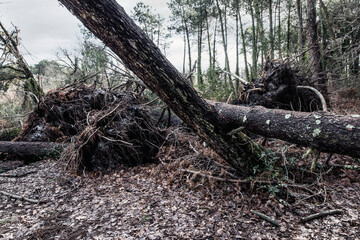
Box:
[15,90,39,104]
[325,153,334,165]
[0,171,37,178]
[220,70,249,85]
[0,191,48,204]
[328,164,360,170]
[142,97,159,106]
[300,209,343,223]
[251,210,281,227]
[227,126,245,136]
[226,92,233,104]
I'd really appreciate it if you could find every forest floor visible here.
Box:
[0,97,360,240]
[1,147,359,239]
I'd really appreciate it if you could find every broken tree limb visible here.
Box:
[57,0,266,175]
[0,141,64,156]
[300,209,343,223]
[0,190,48,204]
[251,210,281,227]
[221,70,248,86]
[297,86,327,111]
[0,171,37,178]
[210,101,360,158]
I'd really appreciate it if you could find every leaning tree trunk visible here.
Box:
[57,0,266,176]
[211,101,360,158]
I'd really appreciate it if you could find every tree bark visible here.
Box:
[211,101,360,158]
[0,142,63,156]
[307,0,330,106]
[58,0,265,176]
[296,0,305,53]
[216,0,232,88]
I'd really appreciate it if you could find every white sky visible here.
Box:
[0,1,184,67]
[0,0,243,72]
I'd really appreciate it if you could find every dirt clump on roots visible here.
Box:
[233,60,323,112]
[16,85,165,173]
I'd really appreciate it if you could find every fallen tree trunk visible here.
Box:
[211,101,360,158]
[57,0,265,175]
[0,142,64,156]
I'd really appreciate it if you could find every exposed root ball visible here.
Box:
[233,61,322,112]
[17,85,165,173]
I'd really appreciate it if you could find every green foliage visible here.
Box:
[0,100,25,129]
[0,101,23,119]
[132,2,171,51]
[0,127,21,141]
[200,67,235,101]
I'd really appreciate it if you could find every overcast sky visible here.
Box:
[1,0,244,73]
[0,0,185,69]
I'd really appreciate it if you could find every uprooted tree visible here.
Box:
[0,21,43,108]
[57,0,266,176]
[53,0,360,175]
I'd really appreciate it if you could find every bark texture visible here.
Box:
[0,142,63,156]
[307,0,329,105]
[211,101,360,158]
[57,0,265,175]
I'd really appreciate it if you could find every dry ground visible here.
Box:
[1,96,360,239]
[0,154,359,239]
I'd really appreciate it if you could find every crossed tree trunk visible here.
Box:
[50,0,360,175]
[57,0,266,176]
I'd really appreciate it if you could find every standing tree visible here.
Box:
[168,0,195,83]
[0,21,43,109]
[306,0,329,105]
[215,0,233,88]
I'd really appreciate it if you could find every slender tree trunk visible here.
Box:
[223,3,231,85]
[184,18,193,85]
[216,0,232,88]
[197,16,203,87]
[269,0,274,59]
[182,19,186,74]
[307,0,329,105]
[296,0,305,52]
[319,0,335,41]
[286,0,292,57]
[277,0,282,58]
[254,0,266,69]
[235,2,240,90]
[212,19,217,69]
[239,10,250,82]
[249,0,258,78]
[58,0,266,176]
[205,10,213,70]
